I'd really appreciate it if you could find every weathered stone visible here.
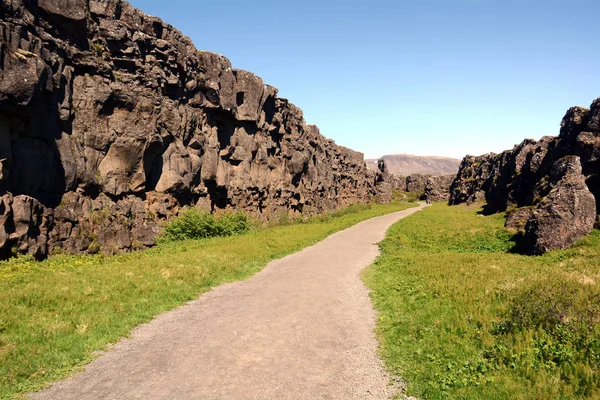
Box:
[374,160,392,203]
[0,48,51,107]
[0,195,11,250]
[524,157,596,254]
[505,207,533,232]
[395,174,454,201]
[0,0,386,259]
[450,99,600,253]
[449,153,498,206]
[2,195,49,259]
[38,0,87,21]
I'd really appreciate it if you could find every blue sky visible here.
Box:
[129,0,599,159]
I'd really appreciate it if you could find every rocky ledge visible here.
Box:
[449,98,600,254]
[0,0,390,259]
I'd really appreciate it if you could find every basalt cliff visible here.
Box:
[449,99,600,254]
[0,0,389,259]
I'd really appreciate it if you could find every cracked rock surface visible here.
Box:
[0,0,390,258]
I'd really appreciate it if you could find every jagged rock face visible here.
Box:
[405,175,429,194]
[374,159,393,203]
[395,174,454,201]
[448,153,498,205]
[449,98,600,253]
[450,98,600,214]
[523,156,596,254]
[0,0,382,258]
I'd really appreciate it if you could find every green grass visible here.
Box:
[0,201,416,399]
[161,209,252,241]
[364,202,600,400]
[393,190,421,203]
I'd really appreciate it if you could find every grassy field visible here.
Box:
[0,202,416,399]
[364,202,600,399]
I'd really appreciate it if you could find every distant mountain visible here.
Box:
[366,154,462,176]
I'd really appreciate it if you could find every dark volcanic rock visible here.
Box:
[0,0,382,258]
[374,159,393,203]
[449,153,497,205]
[505,207,533,233]
[450,98,600,253]
[524,156,596,254]
[396,174,455,201]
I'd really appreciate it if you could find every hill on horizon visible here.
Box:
[366,154,462,176]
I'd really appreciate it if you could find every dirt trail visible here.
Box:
[33,204,425,400]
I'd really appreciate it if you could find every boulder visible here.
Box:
[505,207,533,233]
[450,98,600,253]
[38,0,87,21]
[523,156,596,254]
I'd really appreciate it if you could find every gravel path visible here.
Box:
[33,204,425,400]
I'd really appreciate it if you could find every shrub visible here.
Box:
[213,211,252,236]
[486,276,600,396]
[162,208,251,241]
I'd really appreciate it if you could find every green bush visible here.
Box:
[486,276,600,397]
[162,208,251,241]
[213,211,252,236]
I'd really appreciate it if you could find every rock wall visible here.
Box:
[392,174,455,201]
[449,98,600,253]
[0,0,386,259]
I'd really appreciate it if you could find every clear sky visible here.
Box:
[129,0,599,160]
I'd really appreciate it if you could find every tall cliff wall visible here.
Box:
[449,98,600,253]
[0,0,385,259]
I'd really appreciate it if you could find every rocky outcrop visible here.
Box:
[393,174,455,201]
[374,159,393,203]
[450,98,600,253]
[448,153,498,206]
[523,156,596,254]
[0,0,385,258]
